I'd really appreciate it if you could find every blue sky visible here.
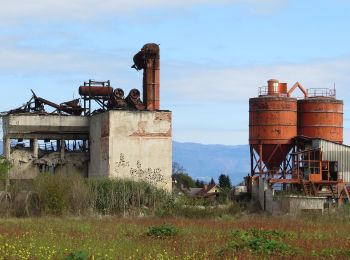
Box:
[1,0,350,145]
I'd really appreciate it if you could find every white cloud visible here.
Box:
[163,57,350,103]
[1,44,350,144]
[0,47,127,75]
[1,38,349,105]
[163,57,350,144]
[0,0,287,21]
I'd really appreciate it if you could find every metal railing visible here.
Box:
[307,88,336,98]
[258,86,287,97]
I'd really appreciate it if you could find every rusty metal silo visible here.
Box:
[249,79,297,174]
[298,88,343,143]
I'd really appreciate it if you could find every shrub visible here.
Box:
[227,201,242,215]
[33,172,90,215]
[147,224,179,238]
[34,173,69,215]
[0,157,11,190]
[165,197,243,218]
[219,228,298,256]
[88,178,171,216]
[319,248,341,258]
[66,174,91,215]
[0,191,11,216]
[64,250,90,260]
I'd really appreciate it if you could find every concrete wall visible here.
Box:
[3,114,89,138]
[3,111,172,191]
[279,196,326,215]
[8,150,88,179]
[3,114,89,179]
[89,112,109,178]
[89,110,172,192]
[258,177,267,210]
[251,176,326,215]
[251,177,259,201]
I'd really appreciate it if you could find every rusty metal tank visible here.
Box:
[249,79,297,169]
[79,86,113,97]
[298,88,343,143]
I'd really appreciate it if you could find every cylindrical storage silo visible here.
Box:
[249,94,297,170]
[298,97,343,143]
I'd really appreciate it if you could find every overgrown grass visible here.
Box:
[88,178,170,216]
[1,172,243,218]
[1,215,350,259]
[155,194,243,219]
[0,173,167,217]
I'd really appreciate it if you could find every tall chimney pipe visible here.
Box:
[132,43,160,110]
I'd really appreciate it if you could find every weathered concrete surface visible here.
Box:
[3,111,172,191]
[3,114,89,139]
[8,149,88,179]
[251,177,259,201]
[251,176,325,215]
[258,177,267,210]
[278,195,326,215]
[89,110,172,192]
[2,114,89,179]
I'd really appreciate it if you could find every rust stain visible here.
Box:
[298,97,343,143]
[130,121,171,137]
[101,115,109,137]
[101,137,109,160]
[154,112,171,122]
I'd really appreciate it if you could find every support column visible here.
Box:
[56,139,60,152]
[33,138,38,158]
[259,144,263,177]
[250,146,254,176]
[4,136,10,160]
[60,139,65,161]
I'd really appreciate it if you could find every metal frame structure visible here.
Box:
[250,144,293,179]
[81,80,111,116]
[263,137,350,205]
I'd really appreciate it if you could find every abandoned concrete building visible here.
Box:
[1,43,172,192]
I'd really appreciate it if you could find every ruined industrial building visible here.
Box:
[248,79,350,214]
[1,43,172,192]
[2,42,350,214]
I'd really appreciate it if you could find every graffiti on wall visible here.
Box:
[114,153,130,174]
[130,160,165,185]
[113,153,166,186]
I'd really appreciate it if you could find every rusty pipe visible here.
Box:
[79,86,113,97]
[132,43,160,111]
[287,82,308,98]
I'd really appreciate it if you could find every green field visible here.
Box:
[1,215,350,259]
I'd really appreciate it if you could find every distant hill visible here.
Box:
[173,141,249,185]
[0,140,249,184]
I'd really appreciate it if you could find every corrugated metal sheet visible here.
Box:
[312,139,350,183]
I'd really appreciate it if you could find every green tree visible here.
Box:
[209,178,215,185]
[218,174,232,190]
[195,179,205,188]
